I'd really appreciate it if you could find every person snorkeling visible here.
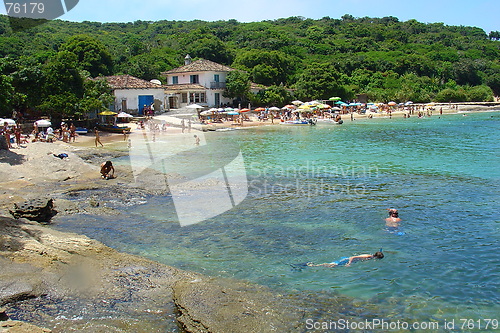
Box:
[307,251,384,268]
[385,208,402,227]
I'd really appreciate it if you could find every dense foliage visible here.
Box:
[1,14,499,116]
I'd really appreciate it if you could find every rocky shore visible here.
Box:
[0,142,305,332]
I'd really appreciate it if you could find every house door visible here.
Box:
[138,95,154,115]
[215,93,220,107]
[169,96,177,109]
[121,99,127,112]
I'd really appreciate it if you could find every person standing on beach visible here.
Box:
[1,122,12,149]
[194,134,200,145]
[95,128,103,147]
[69,123,76,142]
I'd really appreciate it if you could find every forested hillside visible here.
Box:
[1,14,499,117]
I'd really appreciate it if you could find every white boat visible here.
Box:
[316,118,343,125]
[281,120,313,125]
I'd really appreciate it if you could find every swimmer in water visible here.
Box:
[307,251,384,268]
[385,208,402,227]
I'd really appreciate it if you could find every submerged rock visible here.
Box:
[9,199,56,223]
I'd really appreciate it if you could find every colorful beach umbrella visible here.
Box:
[329,97,342,101]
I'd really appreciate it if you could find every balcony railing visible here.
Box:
[210,82,226,89]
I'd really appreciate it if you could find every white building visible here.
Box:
[101,75,165,115]
[162,55,237,109]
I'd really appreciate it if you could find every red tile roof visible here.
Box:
[99,75,163,89]
[164,83,206,92]
[162,59,235,75]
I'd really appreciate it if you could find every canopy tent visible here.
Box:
[34,119,51,127]
[117,112,133,118]
[186,104,204,109]
[0,118,16,126]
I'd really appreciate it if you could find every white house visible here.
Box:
[162,55,237,109]
[101,75,165,115]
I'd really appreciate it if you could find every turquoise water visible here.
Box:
[56,112,500,329]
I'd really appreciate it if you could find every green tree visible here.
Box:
[0,74,15,117]
[257,85,292,106]
[79,77,115,116]
[466,85,494,102]
[39,51,84,117]
[60,34,114,77]
[233,50,297,86]
[224,70,251,102]
[294,62,348,100]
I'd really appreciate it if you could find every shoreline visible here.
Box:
[58,104,500,148]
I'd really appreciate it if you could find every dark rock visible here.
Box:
[0,307,8,321]
[9,198,57,223]
[0,136,8,150]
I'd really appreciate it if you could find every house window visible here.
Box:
[190,75,199,84]
[172,76,178,84]
[191,93,206,104]
[214,74,220,82]
[181,93,188,103]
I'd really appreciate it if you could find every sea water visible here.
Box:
[55,112,500,330]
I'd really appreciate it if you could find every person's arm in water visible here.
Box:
[346,254,373,266]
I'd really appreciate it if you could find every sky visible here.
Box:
[1,0,498,34]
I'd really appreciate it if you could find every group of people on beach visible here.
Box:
[0,121,80,150]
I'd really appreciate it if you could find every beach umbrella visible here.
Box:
[99,111,117,116]
[255,107,265,111]
[200,110,212,116]
[240,108,250,112]
[329,97,342,101]
[227,111,239,115]
[0,118,16,126]
[186,104,204,109]
[117,112,133,118]
[292,100,303,105]
[208,108,219,112]
[35,119,51,127]
[269,106,281,111]
[388,101,397,106]
[335,101,345,105]
[225,107,234,112]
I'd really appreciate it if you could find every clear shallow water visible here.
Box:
[55,112,500,328]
